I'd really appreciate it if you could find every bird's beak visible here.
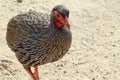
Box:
[64,17,70,29]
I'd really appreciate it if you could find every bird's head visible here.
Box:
[51,5,70,29]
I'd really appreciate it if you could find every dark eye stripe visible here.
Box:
[54,9,69,19]
[55,10,65,18]
[60,11,69,18]
[61,13,65,18]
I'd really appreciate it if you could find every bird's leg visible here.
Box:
[33,66,40,80]
[25,67,36,80]
[24,66,40,80]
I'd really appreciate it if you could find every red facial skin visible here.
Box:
[54,11,70,29]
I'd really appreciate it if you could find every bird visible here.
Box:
[6,5,72,80]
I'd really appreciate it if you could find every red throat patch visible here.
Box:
[55,22,63,28]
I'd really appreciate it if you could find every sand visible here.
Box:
[0,0,120,80]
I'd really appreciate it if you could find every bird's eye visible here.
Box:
[57,14,60,18]
[54,11,63,20]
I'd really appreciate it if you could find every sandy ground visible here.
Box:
[0,0,120,80]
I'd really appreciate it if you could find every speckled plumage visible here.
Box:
[6,7,72,69]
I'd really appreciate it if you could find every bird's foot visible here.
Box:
[24,66,40,80]
[34,78,40,80]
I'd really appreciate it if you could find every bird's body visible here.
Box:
[6,5,72,80]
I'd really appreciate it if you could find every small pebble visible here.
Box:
[17,0,22,3]
[92,77,95,80]
[63,70,67,74]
